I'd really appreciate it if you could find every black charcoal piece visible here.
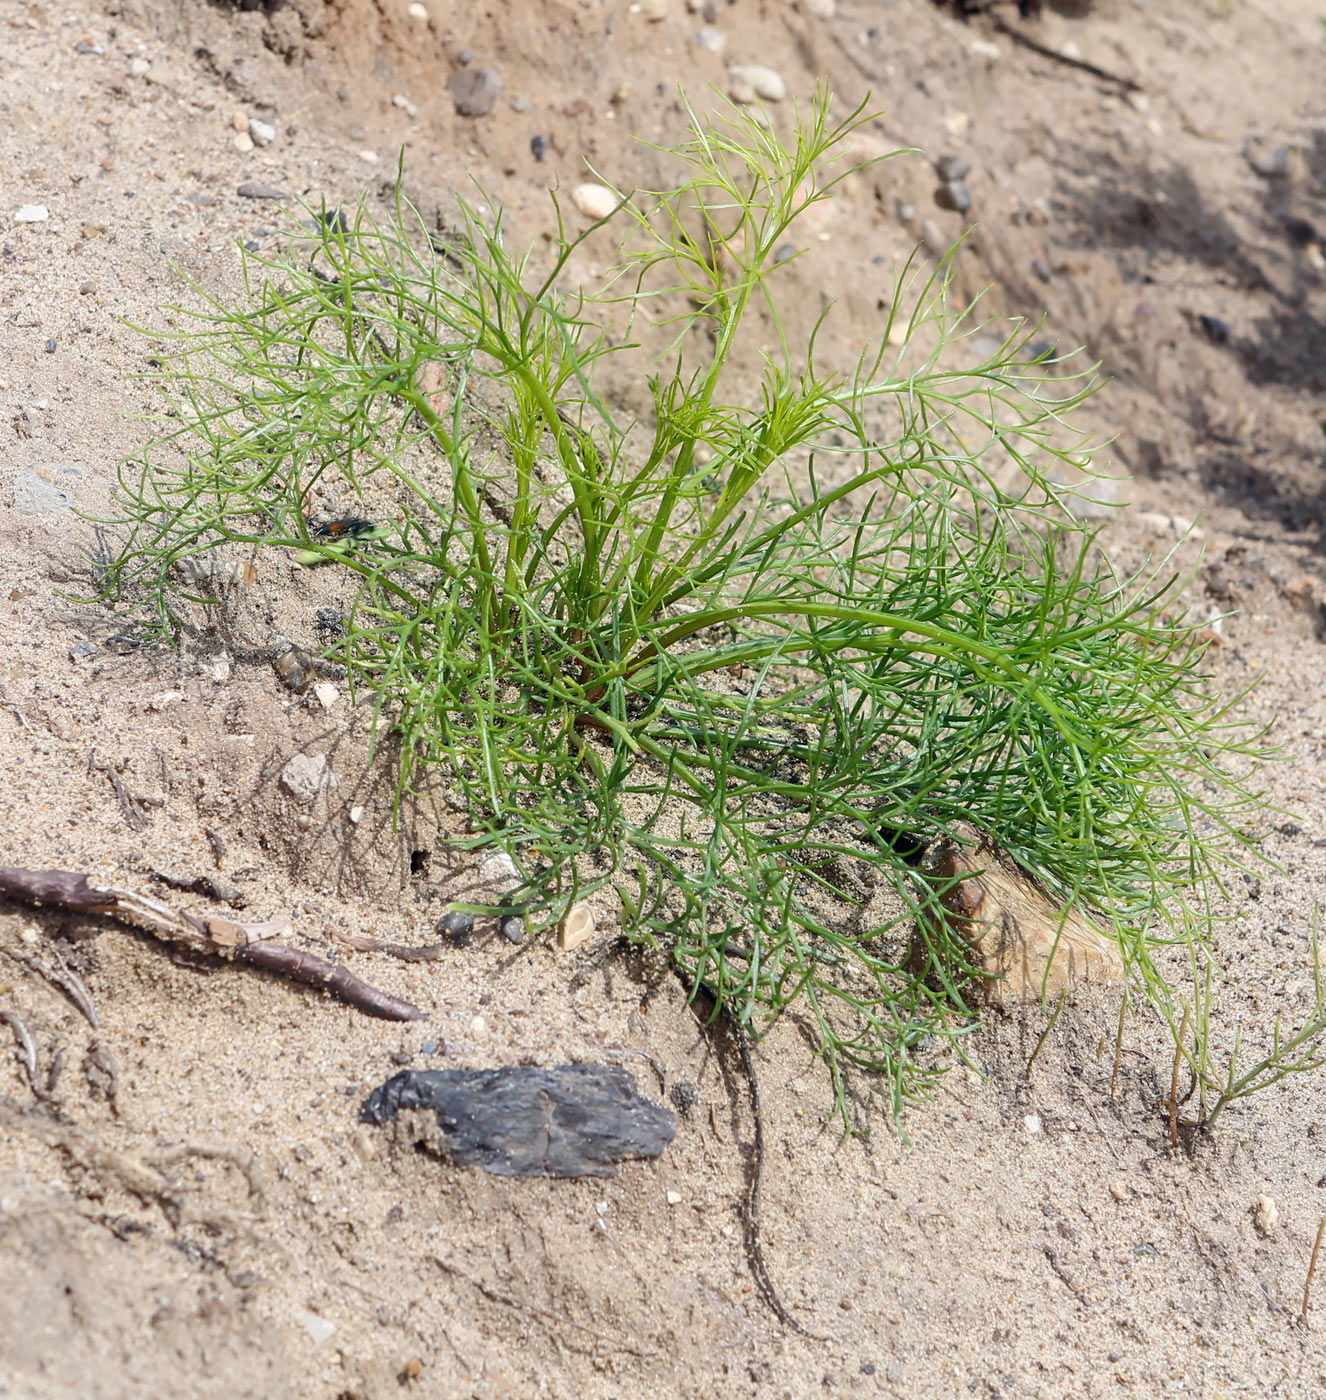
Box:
[361,1064,677,1178]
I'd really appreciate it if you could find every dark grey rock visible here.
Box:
[436,909,474,945]
[934,179,971,214]
[448,67,502,118]
[1198,314,1230,344]
[935,153,971,182]
[361,1064,677,1177]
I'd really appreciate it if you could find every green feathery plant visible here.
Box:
[97,90,1268,1126]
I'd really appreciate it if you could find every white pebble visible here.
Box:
[803,0,835,15]
[558,903,596,952]
[471,1015,487,1036]
[349,805,365,824]
[359,150,380,163]
[407,2,428,18]
[232,132,254,154]
[128,57,150,78]
[571,183,617,220]
[727,64,787,104]
[1024,1113,1042,1134]
[1254,1194,1279,1236]
[299,1311,336,1344]
[14,205,49,223]
[666,1190,683,1205]
[313,681,339,709]
[249,118,276,146]
[392,93,419,118]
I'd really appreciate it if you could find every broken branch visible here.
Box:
[0,866,426,1022]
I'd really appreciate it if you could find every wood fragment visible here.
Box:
[4,945,99,1027]
[149,869,247,909]
[331,929,449,962]
[0,866,426,1022]
[0,1006,43,1096]
[986,8,1143,92]
[88,748,151,830]
[1302,1215,1326,1326]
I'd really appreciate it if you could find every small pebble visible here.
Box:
[436,910,475,946]
[558,903,595,952]
[44,338,56,354]
[237,182,288,200]
[420,1040,438,1055]
[1198,313,1230,344]
[1109,1180,1131,1203]
[695,27,725,53]
[727,64,786,104]
[935,153,971,182]
[407,2,428,18]
[248,117,276,146]
[510,95,533,113]
[1246,145,1291,178]
[448,67,502,118]
[13,204,49,223]
[279,752,333,804]
[233,131,254,154]
[499,914,525,945]
[349,805,364,824]
[231,111,249,132]
[359,151,380,163]
[1032,255,1052,283]
[313,681,339,709]
[666,1190,683,1205]
[669,1080,699,1113]
[392,92,419,118]
[471,1015,487,1036]
[68,640,99,662]
[1024,1113,1042,1134]
[571,182,617,220]
[127,57,150,78]
[274,646,315,694]
[530,134,547,162]
[299,1311,336,1345]
[79,279,98,295]
[934,179,971,214]
[456,49,472,65]
[1254,1194,1279,1236]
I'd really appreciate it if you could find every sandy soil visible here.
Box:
[2,1,1326,1396]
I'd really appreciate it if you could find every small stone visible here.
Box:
[530,134,547,162]
[248,117,276,146]
[803,0,835,15]
[499,914,525,945]
[44,339,56,354]
[942,109,970,138]
[1032,255,1052,283]
[510,96,533,113]
[127,57,150,78]
[934,179,971,214]
[299,1311,336,1345]
[13,205,49,223]
[447,67,502,118]
[1198,313,1230,344]
[13,472,72,516]
[571,183,617,220]
[313,681,339,709]
[392,93,419,118]
[68,640,99,662]
[695,26,725,54]
[145,689,185,712]
[558,903,596,952]
[273,646,315,694]
[349,805,364,824]
[478,851,520,894]
[1254,1194,1279,1236]
[407,2,428,18]
[1024,1113,1042,1134]
[935,154,971,182]
[638,0,669,19]
[279,752,334,804]
[436,910,475,946]
[231,111,249,132]
[727,64,786,104]
[970,37,1000,60]
[237,182,288,200]
[1246,145,1292,179]
[666,1190,683,1205]
[359,151,380,163]
[232,131,254,154]
[79,280,98,295]
[1109,1180,1131,1203]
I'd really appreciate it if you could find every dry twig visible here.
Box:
[1303,1216,1326,1326]
[4,945,99,1027]
[0,866,426,1022]
[0,1007,43,1097]
[88,748,152,831]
